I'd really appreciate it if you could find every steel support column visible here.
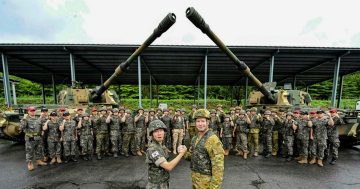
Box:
[52,74,57,104]
[41,84,46,104]
[244,77,248,105]
[11,82,17,105]
[337,75,344,108]
[293,75,297,90]
[1,53,12,107]
[204,53,208,109]
[69,53,76,87]
[138,56,142,108]
[150,75,153,108]
[156,85,159,107]
[269,55,275,82]
[197,76,200,107]
[100,74,104,84]
[331,57,341,107]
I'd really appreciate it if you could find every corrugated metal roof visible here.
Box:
[1,44,359,87]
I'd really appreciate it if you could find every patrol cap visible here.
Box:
[230,107,235,111]
[235,106,242,110]
[149,108,155,113]
[137,107,144,112]
[91,107,98,112]
[28,106,36,112]
[144,109,149,112]
[125,109,131,114]
[77,107,83,111]
[329,108,337,113]
[293,109,301,114]
[239,110,246,115]
[156,108,162,112]
[99,107,107,112]
[112,108,119,113]
[175,108,181,112]
[316,110,325,114]
[50,111,57,116]
[119,107,125,112]
[63,112,70,116]
[279,108,285,112]
[264,110,271,115]
[194,109,210,119]
[163,109,169,112]
[41,107,48,112]
[191,105,197,109]
[82,113,90,117]
[250,107,257,112]
[301,111,308,115]
[224,114,230,118]
[180,108,186,112]
[59,107,66,112]
[286,112,293,116]
[210,109,216,114]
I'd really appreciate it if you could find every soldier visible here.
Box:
[39,107,49,162]
[59,112,78,163]
[43,111,62,164]
[296,111,313,164]
[77,113,94,160]
[220,115,233,156]
[188,105,197,140]
[146,120,187,189]
[74,107,84,156]
[161,109,172,151]
[234,106,242,116]
[57,107,67,123]
[308,110,318,163]
[277,108,288,158]
[95,108,109,160]
[310,110,334,167]
[284,112,298,161]
[90,107,99,155]
[156,108,163,118]
[134,107,147,156]
[216,104,225,123]
[233,110,251,159]
[271,109,282,156]
[261,110,275,158]
[209,109,221,137]
[181,108,190,147]
[20,106,47,171]
[172,109,185,154]
[148,108,159,147]
[230,107,238,152]
[106,108,122,158]
[248,107,262,157]
[118,107,125,155]
[184,109,224,189]
[327,108,343,165]
[121,109,137,157]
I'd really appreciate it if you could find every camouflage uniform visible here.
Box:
[296,119,312,159]
[20,116,43,162]
[148,115,159,146]
[62,120,77,157]
[261,116,275,155]
[188,110,197,140]
[248,115,262,155]
[46,120,61,159]
[209,115,221,137]
[272,116,283,155]
[79,119,93,156]
[185,130,224,189]
[311,118,329,160]
[221,121,233,150]
[161,114,172,150]
[135,114,146,152]
[326,116,343,160]
[38,115,48,159]
[109,115,121,154]
[172,115,185,152]
[284,119,297,156]
[96,116,109,155]
[122,116,136,156]
[90,113,99,154]
[234,117,249,154]
[146,140,170,189]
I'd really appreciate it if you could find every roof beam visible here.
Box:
[63,47,104,73]
[251,49,280,71]
[194,49,208,85]
[140,57,158,84]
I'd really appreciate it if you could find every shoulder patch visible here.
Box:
[151,151,160,158]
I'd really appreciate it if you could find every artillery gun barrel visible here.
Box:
[92,13,176,100]
[186,7,275,102]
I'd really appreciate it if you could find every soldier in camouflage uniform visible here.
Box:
[118,107,125,155]
[209,109,221,137]
[43,111,62,164]
[248,107,262,157]
[220,115,233,156]
[121,109,136,157]
[78,113,94,160]
[181,108,190,147]
[161,109,172,150]
[284,112,297,161]
[188,105,197,141]
[106,108,121,157]
[146,120,187,189]
[296,111,313,164]
[73,107,84,156]
[135,107,147,156]
[271,109,282,156]
[308,110,317,163]
[184,109,224,189]
[310,110,334,167]
[327,108,344,165]
[59,112,78,163]
[90,107,99,155]
[230,107,239,152]
[95,108,109,160]
[148,108,159,147]
[20,107,47,171]
[172,109,185,154]
[233,110,251,159]
[261,110,275,158]
[39,107,49,162]
[277,109,287,157]
[216,104,225,123]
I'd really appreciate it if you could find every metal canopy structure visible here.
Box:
[1,44,360,87]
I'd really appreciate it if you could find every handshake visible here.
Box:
[177,145,188,154]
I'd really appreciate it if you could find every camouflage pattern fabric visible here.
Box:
[161,115,172,149]
[326,116,343,159]
[261,118,275,154]
[221,122,233,150]
[284,120,297,156]
[235,118,249,153]
[47,121,61,158]
[80,120,93,155]
[297,119,311,158]
[122,116,136,155]
[209,116,221,137]
[145,141,170,188]
[312,118,328,160]
[20,116,44,162]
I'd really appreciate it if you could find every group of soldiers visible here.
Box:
[20,104,342,171]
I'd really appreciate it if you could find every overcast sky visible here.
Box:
[1,0,360,47]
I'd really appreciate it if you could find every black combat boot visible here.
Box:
[88,154,92,161]
[329,157,337,165]
[71,155,78,162]
[64,156,69,163]
[83,154,89,161]
[286,156,293,162]
[97,154,102,160]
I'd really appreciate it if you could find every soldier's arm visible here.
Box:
[206,136,224,189]
[43,120,50,131]
[328,115,334,126]
[159,146,187,171]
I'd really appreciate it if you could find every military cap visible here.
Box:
[235,106,242,110]
[156,108,162,112]
[264,110,271,115]
[250,107,257,112]
[91,107,98,112]
[82,113,90,117]
[293,109,301,114]
[230,107,235,111]
[286,112,293,116]
[191,104,197,109]
[301,111,308,115]
[149,108,155,113]
[125,109,131,114]
[63,112,70,116]
[329,108,337,113]
[119,107,125,112]
[144,109,149,112]
[210,109,216,114]
[27,106,36,111]
[163,109,169,112]
[112,108,119,113]
[148,120,168,135]
[50,111,57,116]
[316,110,325,114]
[99,107,107,112]
[194,109,210,119]
[279,108,285,112]
[77,107,83,111]
[309,111,316,115]
[239,110,246,115]
[216,104,223,108]
[180,108,186,112]
[270,108,278,113]
[137,107,144,112]
[59,107,66,112]
[224,114,230,118]
[41,107,48,112]
[168,107,174,111]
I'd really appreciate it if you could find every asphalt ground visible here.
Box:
[0,140,359,189]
